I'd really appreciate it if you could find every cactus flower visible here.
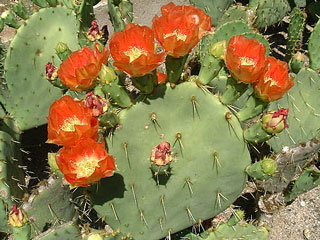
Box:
[226,35,267,84]
[8,204,28,227]
[84,92,107,117]
[45,62,58,81]
[109,23,165,77]
[254,57,294,102]
[56,138,116,187]
[152,2,211,57]
[47,95,99,146]
[262,108,289,134]
[57,43,109,91]
[157,71,167,84]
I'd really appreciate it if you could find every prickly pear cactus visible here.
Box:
[89,82,251,240]
[1,6,79,131]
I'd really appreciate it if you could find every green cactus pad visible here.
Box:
[90,82,251,240]
[286,7,306,61]
[32,222,81,240]
[308,17,320,70]
[200,21,253,62]
[22,176,77,237]
[0,199,9,233]
[2,6,79,131]
[284,168,320,202]
[189,0,232,26]
[0,129,25,207]
[269,68,320,153]
[249,0,290,29]
[202,222,269,239]
[217,5,253,27]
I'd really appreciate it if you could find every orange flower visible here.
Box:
[109,23,165,77]
[226,35,267,84]
[254,57,294,102]
[157,71,167,84]
[152,2,211,57]
[56,138,116,187]
[57,43,109,91]
[47,95,99,146]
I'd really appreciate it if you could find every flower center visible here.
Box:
[74,154,100,178]
[264,77,278,87]
[124,46,148,63]
[164,30,187,42]
[60,116,82,132]
[239,56,255,66]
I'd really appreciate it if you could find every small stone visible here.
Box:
[300,200,306,207]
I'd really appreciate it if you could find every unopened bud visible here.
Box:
[209,40,226,60]
[260,157,277,176]
[262,108,289,134]
[84,92,108,117]
[1,10,20,28]
[8,204,28,227]
[45,62,58,81]
[98,64,117,84]
[87,233,104,240]
[289,52,306,74]
[55,42,72,61]
[48,152,59,172]
[87,20,103,42]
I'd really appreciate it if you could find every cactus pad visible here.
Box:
[269,68,320,152]
[90,82,250,239]
[2,6,79,131]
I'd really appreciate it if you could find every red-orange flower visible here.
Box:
[226,35,267,84]
[56,138,116,187]
[47,95,99,146]
[109,23,165,77]
[57,43,109,91]
[152,2,211,57]
[254,57,294,102]
[157,71,167,84]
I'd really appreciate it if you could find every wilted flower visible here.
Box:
[109,23,165,77]
[47,95,99,146]
[87,20,103,42]
[45,62,58,81]
[262,108,289,134]
[56,138,116,187]
[226,35,267,84]
[8,204,28,227]
[84,92,107,117]
[57,43,109,91]
[150,141,172,166]
[152,2,211,57]
[254,57,294,102]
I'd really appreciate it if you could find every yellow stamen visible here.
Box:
[124,47,148,63]
[164,30,187,42]
[264,77,278,87]
[239,56,255,66]
[75,154,100,178]
[60,116,82,132]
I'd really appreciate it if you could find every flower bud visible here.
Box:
[98,64,117,84]
[48,152,59,172]
[8,204,28,227]
[45,62,58,81]
[262,108,289,134]
[260,157,277,176]
[84,92,108,117]
[150,141,172,175]
[209,40,226,60]
[87,233,104,240]
[87,20,103,42]
[55,42,72,62]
